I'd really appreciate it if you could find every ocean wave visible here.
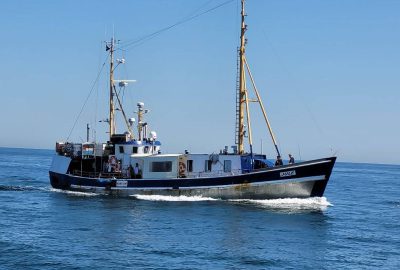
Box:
[132,194,219,202]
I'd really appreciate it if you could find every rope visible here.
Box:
[94,41,103,142]
[66,55,109,141]
[120,0,235,50]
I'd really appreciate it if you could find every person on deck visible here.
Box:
[129,164,134,179]
[106,162,111,173]
[115,161,121,173]
[134,163,142,179]
[275,155,283,166]
[289,154,295,164]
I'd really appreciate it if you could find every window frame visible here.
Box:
[224,160,232,173]
[187,160,193,172]
[150,161,173,172]
[204,160,212,172]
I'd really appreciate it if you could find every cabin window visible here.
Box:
[144,146,149,154]
[153,146,157,152]
[119,146,124,154]
[205,160,212,172]
[224,160,232,172]
[151,161,172,172]
[132,147,138,154]
[187,160,193,172]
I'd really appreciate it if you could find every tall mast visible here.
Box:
[236,0,281,158]
[238,0,246,155]
[108,38,115,140]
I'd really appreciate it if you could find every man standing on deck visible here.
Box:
[129,164,134,178]
[275,156,283,166]
[289,154,295,164]
[134,163,142,179]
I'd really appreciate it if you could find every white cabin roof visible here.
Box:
[153,154,181,157]
[131,153,181,158]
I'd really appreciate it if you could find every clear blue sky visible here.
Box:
[0,0,399,164]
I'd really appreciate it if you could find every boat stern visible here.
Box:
[49,155,72,189]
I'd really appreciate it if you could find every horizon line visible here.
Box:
[0,146,398,166]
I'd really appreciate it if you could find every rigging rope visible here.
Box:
[94,41,104,142]
[66,55,109,141]
[253,16,334,156]
[120,0,235,50]
[65,0,234,142]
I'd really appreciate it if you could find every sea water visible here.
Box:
[0,147,399,269]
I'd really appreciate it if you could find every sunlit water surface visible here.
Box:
[0,148,399,269]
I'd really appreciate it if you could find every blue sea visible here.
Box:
[0,147,399,269]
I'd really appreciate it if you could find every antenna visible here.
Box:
[86,123,90,142]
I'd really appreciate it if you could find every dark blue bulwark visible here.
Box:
[50,157,336,197]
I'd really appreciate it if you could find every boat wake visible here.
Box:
[0,184,41,192]
[50,188,100,197]
[230,197,332,211]
[132,194,218,202]
[131,194,332,211]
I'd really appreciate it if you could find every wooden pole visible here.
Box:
[113,85,133,138]
[244,56,281,157]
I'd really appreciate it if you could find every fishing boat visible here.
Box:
[49,0,336,199]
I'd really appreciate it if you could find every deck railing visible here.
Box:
[71,170,126,179]
[71,169,244,179]
[185,169,242,178]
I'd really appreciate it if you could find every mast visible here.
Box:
[105,38,136,140]
[238,0,246,155]
[108,38,116,140]
[236,0,281,158]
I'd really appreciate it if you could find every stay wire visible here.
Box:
[66,55,109,141]
[94,41,103,142]
[120,0,235,50]
[253,15,334,156]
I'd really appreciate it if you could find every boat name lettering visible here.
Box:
[116,180,128,187]
[280,170,296,178]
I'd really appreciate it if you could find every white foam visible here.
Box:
[132,194,218,202]
[50,188,99,197]
[230,197,332,210]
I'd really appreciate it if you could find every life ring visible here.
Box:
[109,156,117,165]
[179,162,186,175]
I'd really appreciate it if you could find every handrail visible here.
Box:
[71,170,127,179]
[186,169,242,178]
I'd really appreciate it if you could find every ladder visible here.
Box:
[234,47,241,145]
